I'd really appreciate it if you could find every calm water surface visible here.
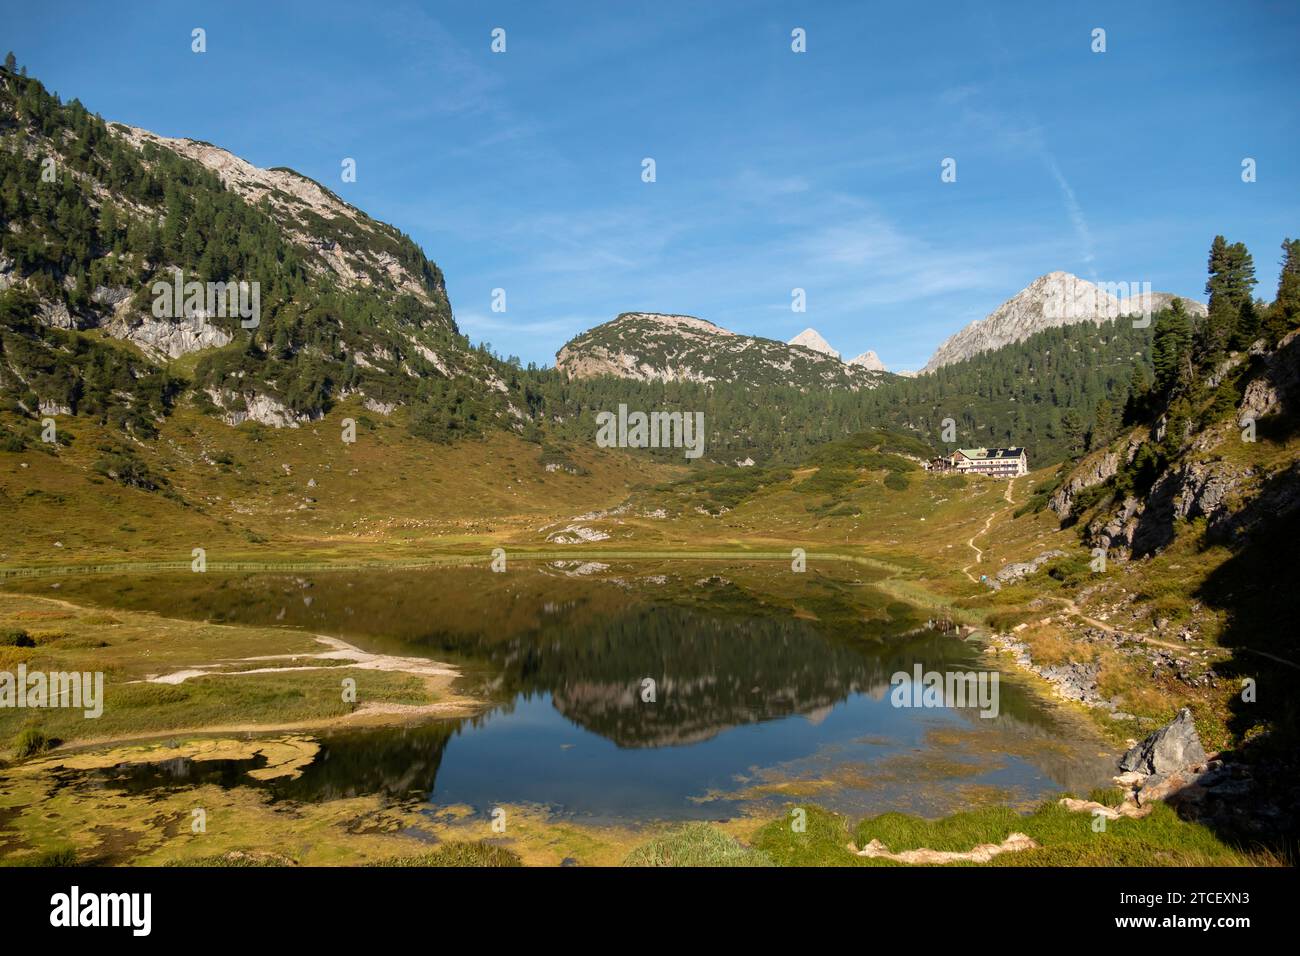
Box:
[31,562,1115,822]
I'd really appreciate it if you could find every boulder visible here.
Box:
[995,549,1066,584]
[1118,707,1207,775]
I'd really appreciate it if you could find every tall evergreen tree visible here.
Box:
[1264,238,1300,343]
[1231,297,1260,351]
[1152,298,1193,398]
[1091,398,1116,450]
[1202,237,1257,362]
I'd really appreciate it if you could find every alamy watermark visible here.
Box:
[151,268,260,329]
[50,886,150,936]
[1,665,104,718]
[890,664,1000,718]
[1042,274,1155,328]
[595,403,705,460]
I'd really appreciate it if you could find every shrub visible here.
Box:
[0,629,34,647]
[9,847,78,867]
[93,450,164,490]
[378,842,522,867]
[624,824,772,867]
[13,727,51,758]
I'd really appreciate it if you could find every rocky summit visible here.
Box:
[787,327,840,359]
[921,271,1207,373]
[847,350,888,372]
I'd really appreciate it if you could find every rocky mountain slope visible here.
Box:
[0,65,518,438]
[555,313,887,390]
[921,272,1207,373]
[1053,329,1300,561]
[115,124,448,312]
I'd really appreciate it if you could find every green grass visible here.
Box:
[0,590,462,754]
[377,842,522,867]
[1,846,80,867]
[750,806,866,866]
[11,726,52,758]
[623,823,772,867]
[747,801,1267,867]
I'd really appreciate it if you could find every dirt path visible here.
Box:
[961,479,1015,583]
[1039,596,1300,670]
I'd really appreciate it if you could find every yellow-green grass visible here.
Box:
[4,405,1294,811]
[0,399,676,567]
[0,591,474,755]
[0,744,655,867]
[743,802,1272,867]
[623,823,773,867]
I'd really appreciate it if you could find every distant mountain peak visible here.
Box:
[920,271,1208,373]
[847,350,887,372]
[788,328,839,359]
[556,314,884,390]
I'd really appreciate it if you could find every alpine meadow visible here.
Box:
[0,1,1297,937]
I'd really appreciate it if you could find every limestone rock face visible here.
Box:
[787,328,839,359]
[847,350,887,372]
[108,314,234,360]
[205,388,318,429]
[1087,458,1255,559]
[1049,443,1131,518]
[995,549,1066,583]
[1239,329,1300,424]
[921,272,1206,373]
[114,125,446,308]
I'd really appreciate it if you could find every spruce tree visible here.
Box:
[1152,298,1192,398]
[1231,298,1260,351]
[1202,237,1257,363]
[1264,238,1300,343]
[1092,398,1116,449]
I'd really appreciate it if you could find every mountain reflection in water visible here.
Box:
[30,563,1115,820]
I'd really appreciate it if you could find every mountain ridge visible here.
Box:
[0,65,527,441]
[921,271,1208,374]
[555,312,887,391]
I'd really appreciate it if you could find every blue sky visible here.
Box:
[7,0,1299,370]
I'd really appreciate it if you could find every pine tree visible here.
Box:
[1230,298,1260,351]
[1201,237,1256,363]
[1123,363,1151,424]
[1061,408,1084,459]
[1091,398,1116,449]
[1264,238,1300,344]
[1152,298,1192,398]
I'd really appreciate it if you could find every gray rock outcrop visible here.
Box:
[1119,707,1207,775]
[995,549,1066,583]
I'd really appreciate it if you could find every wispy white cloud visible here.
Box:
[1045,155,1096,274]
